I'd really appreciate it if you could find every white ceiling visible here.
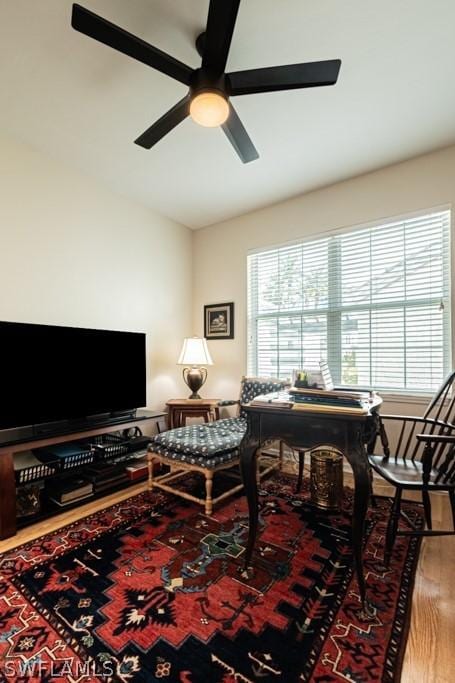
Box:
[1,0,455,228]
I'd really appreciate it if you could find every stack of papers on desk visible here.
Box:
[292,401,369,415]
[250,390,371,415]
[290,387,371,400]
[290,387,370,414]
[250,392,294,408]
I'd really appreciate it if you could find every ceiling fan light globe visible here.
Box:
[190,92,229,127]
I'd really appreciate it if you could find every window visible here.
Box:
[247,209,451,392]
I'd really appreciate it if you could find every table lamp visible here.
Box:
[178,337,213,399]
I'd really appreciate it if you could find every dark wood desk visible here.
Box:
[239,397,382,617]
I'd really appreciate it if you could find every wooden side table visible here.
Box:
[166,399,221,429]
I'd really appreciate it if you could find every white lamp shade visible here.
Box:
[178,337,213,366]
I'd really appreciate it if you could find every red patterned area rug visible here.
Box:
[0,473,422,683]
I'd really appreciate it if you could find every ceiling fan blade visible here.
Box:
[222,104,259,164]
[228,59,341,95]
[71,4,193,86]
[134,97,190,149]
[202,0,241,75]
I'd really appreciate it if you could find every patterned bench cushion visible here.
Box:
[205,417,247,433]
[150,376,288,470]
[150,418,247,469]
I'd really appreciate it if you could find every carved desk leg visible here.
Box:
[365,412,381,507]
[345,425,375,619]
[239,432,260,572]
[0,451,17,540]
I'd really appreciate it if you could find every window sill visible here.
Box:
[378,391,430,406]
[335,386,432,406]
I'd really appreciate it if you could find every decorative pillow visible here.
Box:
[239,377,288,418]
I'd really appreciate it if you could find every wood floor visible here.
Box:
[1,471,454,682]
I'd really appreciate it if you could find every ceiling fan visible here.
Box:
[71,1,341,163]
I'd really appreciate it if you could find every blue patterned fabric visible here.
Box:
[238,377,288,418]
[206,417,247,433]
[150,377,288,469]
[151,422,245,469]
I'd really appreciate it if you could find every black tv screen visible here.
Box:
[0,321,146,430]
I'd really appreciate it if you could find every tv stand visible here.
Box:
[110,409,136,420]
[0,411,164,541]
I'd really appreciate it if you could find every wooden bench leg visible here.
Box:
[147,452,154,491]
[205,470,214,515]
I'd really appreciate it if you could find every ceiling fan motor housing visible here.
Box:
[189,69,228,101]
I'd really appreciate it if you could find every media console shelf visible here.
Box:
[0,412,164,540]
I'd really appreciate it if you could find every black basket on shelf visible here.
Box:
[90,433,131,462]
[33,443,95,472]
[14,460,59,486]
[58,449,95,470]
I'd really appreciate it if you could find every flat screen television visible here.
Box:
[0,321,146,433]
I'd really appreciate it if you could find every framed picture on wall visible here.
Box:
[204,302,234,340]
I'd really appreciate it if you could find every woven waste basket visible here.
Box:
[310,449,343,511]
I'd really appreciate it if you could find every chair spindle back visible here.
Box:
[390,371,455,465]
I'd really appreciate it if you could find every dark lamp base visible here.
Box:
[182,366,208,400]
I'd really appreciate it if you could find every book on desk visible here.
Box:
[249,361,375,415]
[250,388,374,415]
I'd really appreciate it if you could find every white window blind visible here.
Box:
[247,209,451,392]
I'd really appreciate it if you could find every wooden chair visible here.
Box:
[369,371,455,566]
[147,376,289,515]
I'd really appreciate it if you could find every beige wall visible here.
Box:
[0,135,192,410]
[2,134,454,418]
[193,144,455,413]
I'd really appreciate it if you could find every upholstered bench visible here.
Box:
[147,377,288,514]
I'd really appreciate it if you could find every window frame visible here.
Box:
[247,206,452,396]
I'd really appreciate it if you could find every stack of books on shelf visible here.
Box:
[48,476,93,507]
[125,457,149,482]
[83,462,129,493]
